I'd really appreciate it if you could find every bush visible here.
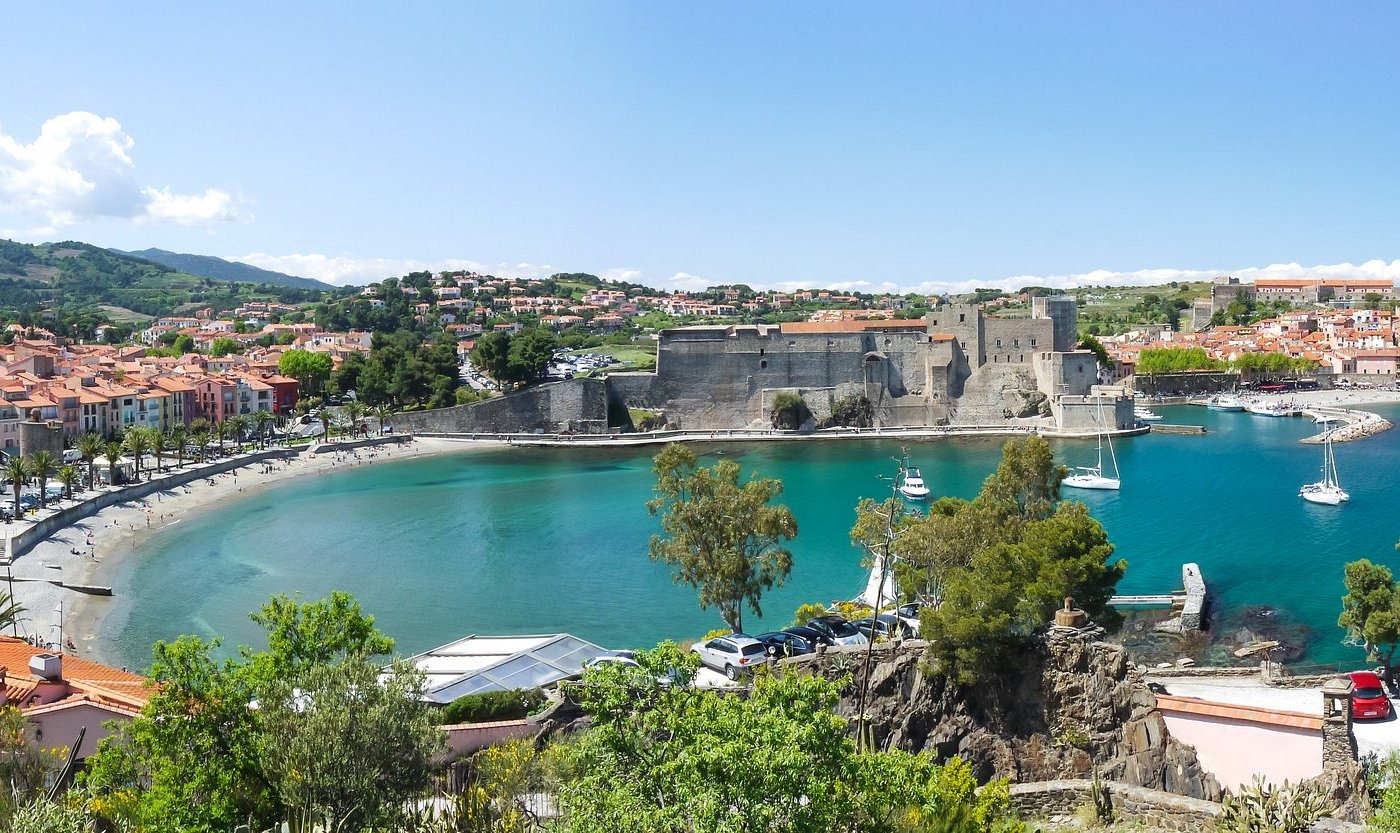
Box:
[818,395,873,429]
[438,688,547,725]
[699,628,733,641]
[791,603,829,627]
[770,392,812,430]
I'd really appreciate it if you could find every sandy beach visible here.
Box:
[5,435,487,669]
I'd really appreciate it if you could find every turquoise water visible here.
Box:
[102,406,1400,671]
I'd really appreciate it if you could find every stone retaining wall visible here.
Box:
[1009,780,1363,832]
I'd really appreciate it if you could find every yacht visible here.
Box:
[1133,406,1163,422]
[1206,394,1246,411]
[1063,404,1120,491]
[895,455,929,500]
[1246,402,1298,418]
[1300,430,1349,506]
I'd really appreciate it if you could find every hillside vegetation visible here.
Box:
[0,238,334,337]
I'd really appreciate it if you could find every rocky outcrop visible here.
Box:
[795,629,1223,802]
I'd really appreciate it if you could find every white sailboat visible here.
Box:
[1064,401,1121,491]
[1299,430,1349,505]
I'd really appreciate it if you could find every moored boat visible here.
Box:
[1064,401,1121,491]
[1300,429,1348,506]
[1133,406,1162,422]
[895,452,929,500]
[1207,394,1246,411]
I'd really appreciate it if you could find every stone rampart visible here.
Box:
[390,379,609,435]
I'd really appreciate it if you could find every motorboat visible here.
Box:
[1064,402,1120,491]
[895,455,929,500]
[1206,394,1246,411]
[1247,402,1298,418]
[1133,406,1163,422]
[1300,430,1349,505]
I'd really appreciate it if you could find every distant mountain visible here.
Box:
[116,248,335,291]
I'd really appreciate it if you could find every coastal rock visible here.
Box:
[799,632,1223,802]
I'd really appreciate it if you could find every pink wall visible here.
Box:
[28,703,130,760]
[441,719,534,760]
[1161,710,1322,790]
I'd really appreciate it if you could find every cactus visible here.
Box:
[1217,775,1328,832]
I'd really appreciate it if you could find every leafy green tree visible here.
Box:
[472,331,512,386]
[506,327,557,385]
[208,336,242,357]
[1136,347,1225,374]
[25,450,55,509]
[919,437,1127,684]
[82,592,428,833]
[278,349,334,397]
[4,455,26,517]
[257,658,441,831]
[253,410,275,449]
[171,333,195,354]
[75,432,103,487]
[559,654,1017,833]
[647,443,797,632]
[1339,559,1400,680]
[1077,334,1112,368]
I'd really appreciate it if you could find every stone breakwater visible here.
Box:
[1300,408,1393,444]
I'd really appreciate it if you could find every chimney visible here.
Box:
[29,653,61,681]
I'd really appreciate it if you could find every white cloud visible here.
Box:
[141,186,241,225]
[0,111,242,228]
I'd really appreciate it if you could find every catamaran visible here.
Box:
[1299,430,1348,506]
[1063,402,1121,491]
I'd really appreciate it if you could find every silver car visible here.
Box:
[690,635,769,680]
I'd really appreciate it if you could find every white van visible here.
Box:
[62,449,83,464]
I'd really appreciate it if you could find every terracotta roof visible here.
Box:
[0,637,147,690]
[1155,693,1321,731]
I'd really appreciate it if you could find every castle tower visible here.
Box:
[1031,295,1078,353]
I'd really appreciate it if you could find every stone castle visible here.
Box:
[396,297,1133,435]
[608,295,1131,433]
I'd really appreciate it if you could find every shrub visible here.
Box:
[791,603,829,627]
[770,392,811,430]
[699,628,733,641]
[1217,776,1327,832]
[438,688,547,725]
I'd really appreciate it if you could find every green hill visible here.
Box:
[117,247,336,291]
[0,239,331,330]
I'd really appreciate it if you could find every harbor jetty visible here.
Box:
[1109,562,1207,633]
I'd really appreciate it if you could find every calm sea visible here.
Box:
[99,404,1400,671]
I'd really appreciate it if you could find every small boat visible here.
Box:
[1133,406,1163,422]
[1064,402,1120,491]
[1247,402,1298,418]
[1300,430,1348,505]
[895,453,929,500]
[1207,394,1246,411]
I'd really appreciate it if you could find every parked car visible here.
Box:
[582,649,639,670]
[805,615,868,647]
[784,625,835,647]
[853,613,915,641]
[690,634,769,680]
[1349,671,1392,720]
[895,601,922,635]
[754,630,819,660]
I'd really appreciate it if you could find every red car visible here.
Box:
[1349,671,1392,720]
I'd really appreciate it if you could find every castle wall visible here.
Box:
[391,379,610,434]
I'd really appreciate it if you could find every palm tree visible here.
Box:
[318,409,333,443]
[27,450,56,509]
[191,429,211,463]
[342,402,366,439]
[254,411,275,449]
[213,420,227,455]
[147,426,168,473]
[104,440,124,486]
[76,431,103,489]
[0,589,25,637]
[5,455,27,518]
[226,415,250,452]
[167,425,188,468]
[374,403,394,434]
[56,465,79,500]
[123,429,151,482]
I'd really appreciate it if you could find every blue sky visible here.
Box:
[2,3,1399,292]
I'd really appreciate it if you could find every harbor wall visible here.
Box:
[391,379,610,435]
